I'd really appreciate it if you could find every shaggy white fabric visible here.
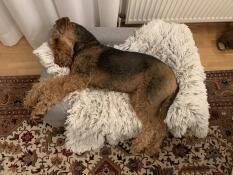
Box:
[64,90,141,153]
[33,20,209,154]
[33,42,70,76]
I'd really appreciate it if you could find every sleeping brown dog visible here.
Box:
[24,17,178,156]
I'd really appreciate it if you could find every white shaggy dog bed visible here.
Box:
[33,20,209,154]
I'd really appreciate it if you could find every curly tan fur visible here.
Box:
[24,17,178,156]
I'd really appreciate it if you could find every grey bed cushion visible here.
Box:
[43,27,137,127]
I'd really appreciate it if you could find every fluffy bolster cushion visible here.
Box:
[33,20,209,153]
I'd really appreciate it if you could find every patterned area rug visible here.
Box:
[0,71,233,175]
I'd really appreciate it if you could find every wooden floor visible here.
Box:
[0,39,41,76]
[188,23,233,71]
[0,23,233,76]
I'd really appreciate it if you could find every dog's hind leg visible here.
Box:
[129,88,167,156]
[144,92,177,155]
[130,69,177,156]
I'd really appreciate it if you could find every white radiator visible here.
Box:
[125,0,233,24]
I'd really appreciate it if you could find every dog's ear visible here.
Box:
[53,44,74,68]
[49,35,74,67]
[55,17,71,34]
[49,17,76,67]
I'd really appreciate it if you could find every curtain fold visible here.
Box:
[3,0,59,48]
[0,0,22,46]
[0,0,120,48]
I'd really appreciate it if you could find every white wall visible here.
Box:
[98,0,120,27]
[54,0,100,27]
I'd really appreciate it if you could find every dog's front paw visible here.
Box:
[24,84,43,108]
[30,108,45,124]
[144,146,160,157]
[24,93,37,108]
[30,111,43,124]
[131,138,146,154]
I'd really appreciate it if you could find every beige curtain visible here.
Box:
[0,0,120,48]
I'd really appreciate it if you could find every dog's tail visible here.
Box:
[159,85,179,119]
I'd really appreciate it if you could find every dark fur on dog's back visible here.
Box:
[25,17,178,156]
[98,48,158,75]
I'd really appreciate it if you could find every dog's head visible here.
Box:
[48,17,76,67]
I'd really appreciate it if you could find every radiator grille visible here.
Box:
[126,0,233,24]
